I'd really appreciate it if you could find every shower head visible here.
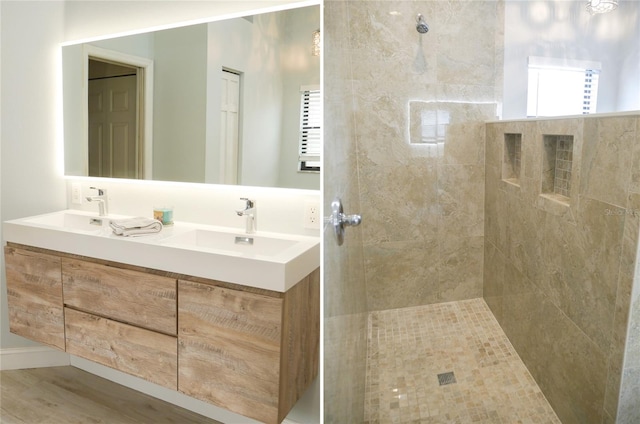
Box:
[416,14,429,34]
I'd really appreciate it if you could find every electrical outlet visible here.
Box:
[71,183,83,205]
[304,201,320,229]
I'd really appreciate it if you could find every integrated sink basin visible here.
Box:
[162,229,299,257]
[20,210,113,233]
[4,209,320,292]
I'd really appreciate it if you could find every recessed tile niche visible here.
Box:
[502,133,522,184]
[542,135,574,200]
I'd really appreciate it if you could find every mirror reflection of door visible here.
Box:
[220,69,241,184]
[88,58,142,178]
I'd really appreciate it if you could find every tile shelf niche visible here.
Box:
[541,134,574,204]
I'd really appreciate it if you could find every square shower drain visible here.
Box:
[437,371,456,386]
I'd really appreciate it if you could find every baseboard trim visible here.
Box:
[0,346,70,371]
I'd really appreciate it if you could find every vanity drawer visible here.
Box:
[65,308,177,390]
[4,246,65,350]
[62,258,177,334]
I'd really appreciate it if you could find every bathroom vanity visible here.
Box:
[3,210,320,424]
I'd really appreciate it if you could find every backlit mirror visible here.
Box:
[63,5,320,190]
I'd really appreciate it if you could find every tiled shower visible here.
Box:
[323,0,640,423]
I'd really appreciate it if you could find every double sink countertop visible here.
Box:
[4,209,320,292]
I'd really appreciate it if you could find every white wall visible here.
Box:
[1,1,319,423]
[503,0,640,119]
[616,4,640,112]
[1,1,67,351]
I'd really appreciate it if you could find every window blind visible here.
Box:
[299,88,321,172]
[582,70,599,114]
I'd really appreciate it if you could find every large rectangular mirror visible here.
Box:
[63,5,320,190]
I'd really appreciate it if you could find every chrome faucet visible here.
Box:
[86,187,108,216]
[236,197,256,234]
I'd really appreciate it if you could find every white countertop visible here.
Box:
[3,210,320,293]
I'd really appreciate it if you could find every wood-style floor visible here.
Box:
[0,366,218,423]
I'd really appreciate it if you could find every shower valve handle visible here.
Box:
[329,198,362,246]
[340,213,362,227]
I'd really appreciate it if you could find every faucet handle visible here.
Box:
[240,197,254,208]
[90,186,106,196]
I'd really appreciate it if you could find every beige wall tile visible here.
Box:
[629,117,640,194]
[541,197,624,352]
[441,103,495,165]
[503,277,607,424]
[364,241,440,311]
[505,185,546,283]
[483,241,505,322]
[437,235,484,302]
[359,160,439,244]
[323,313,369,423]
[485,122,504,170]
[437,164,485,239]
[581,116,637,208]
[485,179,508,255]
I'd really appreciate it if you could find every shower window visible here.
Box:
[298,86,321,172]
[527,56,600,117]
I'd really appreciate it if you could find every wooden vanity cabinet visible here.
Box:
[178,268,320,424]
[4,246,65,350]
[4,243,319,424]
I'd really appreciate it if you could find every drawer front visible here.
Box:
[178,280,283,424]
[62,258,177,334]
[65,308,177,390]
[4,247,65,350]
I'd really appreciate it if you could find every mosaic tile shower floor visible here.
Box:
[364,298,561,424]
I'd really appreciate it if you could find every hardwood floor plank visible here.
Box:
[0,366,218,423]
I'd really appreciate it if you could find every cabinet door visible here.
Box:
[62,258,177,334]
[65,308,177,390]
[4,247,65,350]
[178,280,283,424]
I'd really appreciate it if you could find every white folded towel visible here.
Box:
[109,217,163,237]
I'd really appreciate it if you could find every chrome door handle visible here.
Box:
[329,198,362,246]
